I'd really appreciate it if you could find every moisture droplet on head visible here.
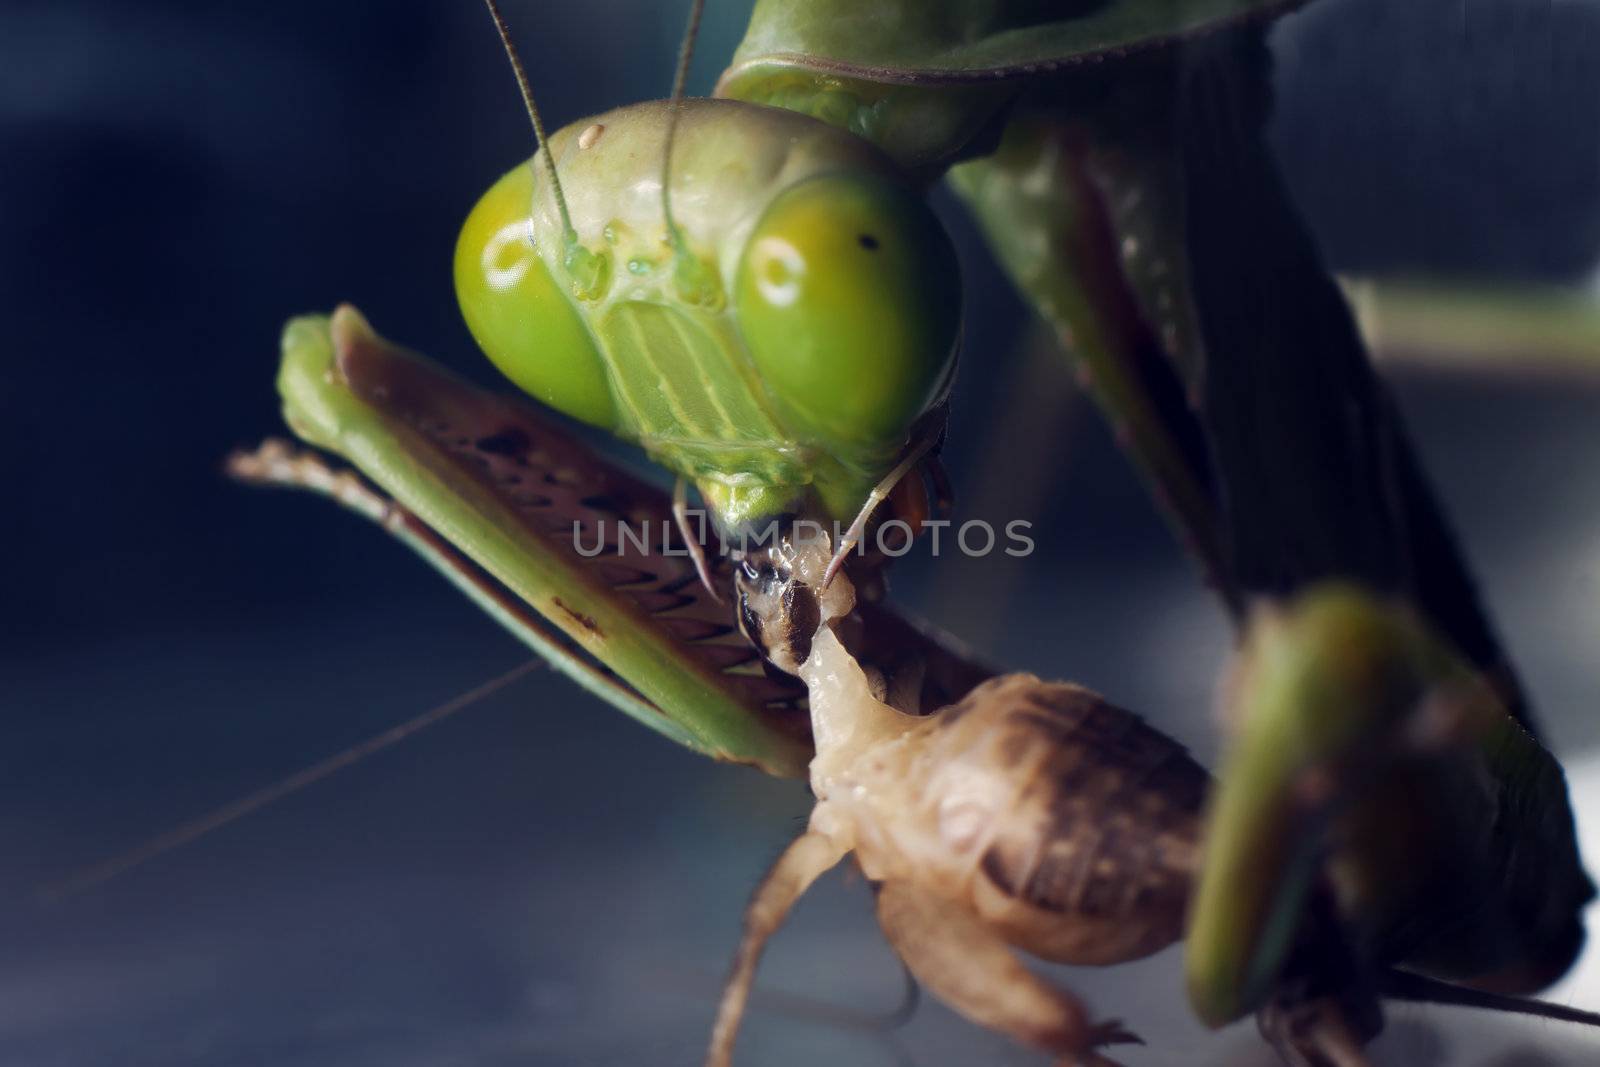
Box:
[672,248,725,312]
[563,243,611,302]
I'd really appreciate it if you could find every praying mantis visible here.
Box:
[218,0,1595,1062]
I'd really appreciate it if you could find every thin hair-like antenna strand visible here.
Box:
[481,0,577,244]
[661,0,706,246]
[40,660,542,902]
[1381,968,1600,1030]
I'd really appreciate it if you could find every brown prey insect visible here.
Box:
[708,537,1600,1067]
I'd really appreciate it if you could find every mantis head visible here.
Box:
[453,16,961,541]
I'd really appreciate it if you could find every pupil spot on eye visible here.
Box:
[857,233,879,251]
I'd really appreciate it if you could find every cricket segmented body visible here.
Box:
[939,676,1205,965]
[709,545,1210,1066]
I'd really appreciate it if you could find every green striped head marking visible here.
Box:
[455,97,960,534]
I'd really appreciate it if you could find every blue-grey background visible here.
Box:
[4,1,1600,1064]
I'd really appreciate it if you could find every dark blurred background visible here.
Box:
[4,1,1600,1064]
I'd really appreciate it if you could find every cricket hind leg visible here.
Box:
[873,879,1140,1067]
[705,831,849,1067]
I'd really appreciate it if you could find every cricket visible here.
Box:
[57,0,1600,1063]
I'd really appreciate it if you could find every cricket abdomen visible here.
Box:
[915,674,1209,965]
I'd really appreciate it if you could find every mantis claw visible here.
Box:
[1090,1021,1143,1047]
[821,420,943,588]
[673,476,723,603]
[1056,1034,1135,1067]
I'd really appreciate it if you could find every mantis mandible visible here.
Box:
[215,0,1596,1062]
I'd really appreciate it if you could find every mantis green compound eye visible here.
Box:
[453,164,618,432]
[735,173,961,453]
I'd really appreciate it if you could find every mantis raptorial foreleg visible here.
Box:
[1189,585,1592,1026]
[946,95,1229,605]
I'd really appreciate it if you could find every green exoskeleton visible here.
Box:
[225,0,1597,1063]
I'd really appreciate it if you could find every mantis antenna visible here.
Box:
[661,0,706,238]
[40,658,542,901]
[481,0,577,247]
